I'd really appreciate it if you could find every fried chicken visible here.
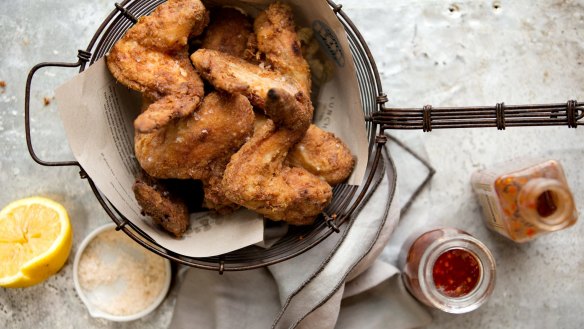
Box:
[222,89,332,225]
[191,48,307,111]
[255,3,354,186]
[133,174,190,237]
[195,9,263,213]
[201,8,257,61]
[106,0,209,133]
[134,91,254,180]
[198,6,353,187]
[254,2,311,95]
[193,8,262,213]
[200,159,240,214]
[190,3,311,114]
[286,125,355,186]
[192,4,348,224]
[254,115,355,186]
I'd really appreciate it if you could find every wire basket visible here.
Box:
[24,0,583,272]
[25,0,394,272]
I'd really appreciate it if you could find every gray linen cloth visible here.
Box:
[169,151,432,329]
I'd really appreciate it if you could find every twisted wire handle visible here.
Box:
[369,100,583,131]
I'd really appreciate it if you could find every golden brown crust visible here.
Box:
[222,89,331,225]
[106,0,208,133]
[194,4,332,225]
[134,92,254,179]
[133,175,189,237]
[201,8,257,61]
[254,3,311,95]
[286,125,355,186]
[190,48,306,110]
[201,160,240,214]
[254,116,355,186]
[127,0,208,51]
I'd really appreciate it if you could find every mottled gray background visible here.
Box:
[1,0,583,328]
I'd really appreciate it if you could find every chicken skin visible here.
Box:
[222,89,332,225]
[200,159,240,214]
[133,173,190,237]
[134,91,255,179]
[286,125,355,186]
[191,49,307,111]
[254,2,311,95]
[201,8,257,61]
[106,0,209,133]
[193,4,351,224]
[197,5,354,187]
[253,115,355,186]
[188,8,261,213]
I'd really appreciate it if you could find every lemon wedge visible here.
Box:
[0,196,72,288]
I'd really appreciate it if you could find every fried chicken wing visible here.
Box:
[191,49,307,110]
[194,5,338,224]
[106,0,209,133]
[199,159,240,214]
[254,3,311,94]
[286,124,355,185]
[222,89,332,225]
[202,8,257,61]
[133,174,189,237]
[256,4,354,185]
[253,115,355,186]
[135,91,254,179]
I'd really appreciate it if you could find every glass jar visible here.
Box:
[471,159,578,242]
[399,228,496,314]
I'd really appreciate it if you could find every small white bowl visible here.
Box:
[73,223,172,322]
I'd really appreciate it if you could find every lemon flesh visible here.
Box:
[0,197,72,288]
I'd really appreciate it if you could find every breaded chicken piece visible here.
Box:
[191,49,307,111]
[134,91,254,179]
[222,89,332,225]
[286,125,355,185]
[202,8,257,61]
[254,3,354,186]
[192,4,351,220]
[254,2,311,95]
[198,11,259,213]
[133,174,189,237]
[106,0,209,133]
[254,114,355,185]
[200,159,240,214]
[198,10,259,213]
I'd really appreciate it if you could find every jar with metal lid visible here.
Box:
[471,159,578,242]
[399,228,496,314]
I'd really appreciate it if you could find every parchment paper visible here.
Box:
[55,0,368,258]
[55,60,265,257]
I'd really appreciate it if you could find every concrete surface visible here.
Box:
[1,0,583,328]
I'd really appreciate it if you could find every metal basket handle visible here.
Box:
[24,50,92,167]
[326,2,583,132]
[368,101,583,132]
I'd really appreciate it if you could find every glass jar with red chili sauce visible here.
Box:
[399,228,496,314]
[471,159,578,242]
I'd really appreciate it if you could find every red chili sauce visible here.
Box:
[537,190,558,217]
[432,248,481,298]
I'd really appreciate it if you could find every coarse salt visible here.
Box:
[77,228,168,316]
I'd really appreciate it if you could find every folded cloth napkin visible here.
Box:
[169,149,432,329]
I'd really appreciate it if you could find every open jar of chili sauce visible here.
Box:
[471,159,578,242]
[399,228,496,314]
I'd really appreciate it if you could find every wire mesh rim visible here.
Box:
[78,0,390,271]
